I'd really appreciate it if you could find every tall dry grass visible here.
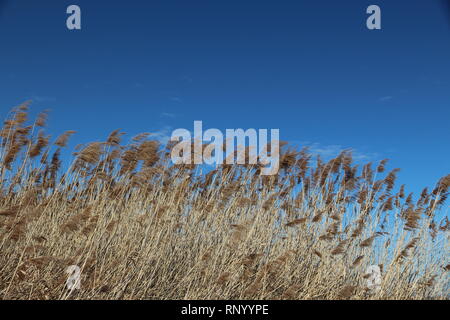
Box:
[0,102,448,300]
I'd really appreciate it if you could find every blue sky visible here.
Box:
[0,0,449,195]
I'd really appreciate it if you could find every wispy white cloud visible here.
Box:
[379,96,393,102]
[307,143,343,158]
[160,112,177,118]
[291,141,379,163]
[169,97,182,103]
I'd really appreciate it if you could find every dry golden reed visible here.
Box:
[0,104,448,300]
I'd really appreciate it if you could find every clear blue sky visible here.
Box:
[0,0,449,195]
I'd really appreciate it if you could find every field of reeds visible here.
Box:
[0,102,448,300]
